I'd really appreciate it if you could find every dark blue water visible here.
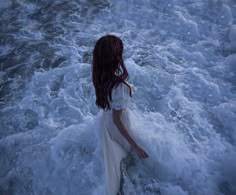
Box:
[0,0,236,194]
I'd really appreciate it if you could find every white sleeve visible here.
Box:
[111,83,129,110]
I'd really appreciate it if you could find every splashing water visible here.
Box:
[0,0,236,194]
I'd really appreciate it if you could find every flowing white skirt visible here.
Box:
[101,109,134,195]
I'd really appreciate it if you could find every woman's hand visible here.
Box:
[133,144,149,159]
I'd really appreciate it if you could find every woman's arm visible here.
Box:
[112,109,149,158]
[112,109,138,147]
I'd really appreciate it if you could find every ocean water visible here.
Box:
[0,0,236,194]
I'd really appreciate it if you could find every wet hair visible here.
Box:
[92,35,131,110]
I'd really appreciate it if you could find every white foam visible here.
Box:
[0,0,236,194]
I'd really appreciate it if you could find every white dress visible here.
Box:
[101,81,135,195]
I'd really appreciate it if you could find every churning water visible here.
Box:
[0,0,236,194]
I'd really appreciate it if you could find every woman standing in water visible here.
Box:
[92,35,149,195]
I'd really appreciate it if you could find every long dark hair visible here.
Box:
[92,35,131,110]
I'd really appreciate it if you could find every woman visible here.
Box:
[92,35,149,195]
